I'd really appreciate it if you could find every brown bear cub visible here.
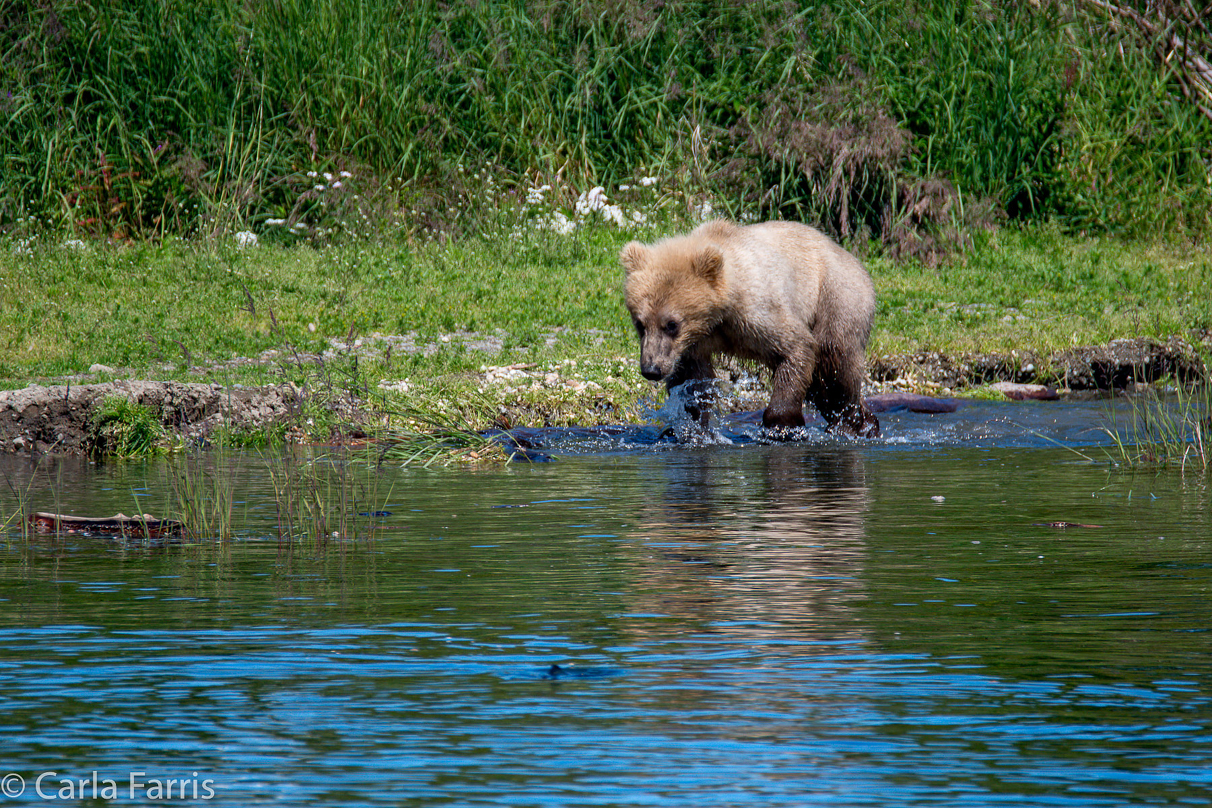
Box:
[621,219,880,438]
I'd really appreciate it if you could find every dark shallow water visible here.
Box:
[1,400,1210,806]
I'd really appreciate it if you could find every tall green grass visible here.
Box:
[3,0,1209,247]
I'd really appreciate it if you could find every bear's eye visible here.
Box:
[662,320,680,338]
[633,319,645,337]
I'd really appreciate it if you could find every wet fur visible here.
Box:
[621,219,879,437]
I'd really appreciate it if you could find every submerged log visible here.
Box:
[29,511,185,539]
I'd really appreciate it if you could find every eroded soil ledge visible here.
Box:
[1,335,1207,455]
[870,335,1208,391]
[0,381,301,455]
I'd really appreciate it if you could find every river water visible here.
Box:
[1,400,1210,806]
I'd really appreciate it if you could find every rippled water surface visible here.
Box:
[2,401,1210,806]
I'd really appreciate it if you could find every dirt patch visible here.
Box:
[0,380,300,454]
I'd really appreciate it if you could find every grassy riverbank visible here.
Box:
[4,0,1210,472]
[3,218,1210,441]
[5,0,1212,443]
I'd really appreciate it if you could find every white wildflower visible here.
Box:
[639,176,659,186]
[323,172,333,181]
[314,184,326,192]
[307,171,318,178]
[532,211,576,235]
[234,231,258,249]
[694,199,715,221]
[340,170,352,178]
[63,239,87,250]
[618,184,631,191]
[265,218,286,226]
[332,181,342,189]
[548,211,576,234]
[600,204,626,227]
[576,186,608,216]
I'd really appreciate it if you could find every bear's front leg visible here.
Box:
[761,357,811,430]
[666,350,716,429]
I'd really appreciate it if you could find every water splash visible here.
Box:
[490,396,1131,459]
[641,381,734,446]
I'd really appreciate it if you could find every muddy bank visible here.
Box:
[871,335,1208,391]
[1,335,1206,455]
[0,381,300,455]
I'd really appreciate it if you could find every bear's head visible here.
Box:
[620,237,727,382]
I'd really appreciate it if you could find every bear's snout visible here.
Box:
[635,329,683,380]
[639,362,666,381]
[638,338,676,381]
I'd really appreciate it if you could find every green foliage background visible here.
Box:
[3,0,1210,246]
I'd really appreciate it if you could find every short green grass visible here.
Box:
[871,226,1212,357]
[0,224,638,383]
[3,223,1208,393]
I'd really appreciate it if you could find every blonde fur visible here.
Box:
[621,219,879,436]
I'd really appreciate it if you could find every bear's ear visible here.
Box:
[619,241,647,276]
[692,246,724,288]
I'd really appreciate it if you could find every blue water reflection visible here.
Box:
[1,400,1210,806]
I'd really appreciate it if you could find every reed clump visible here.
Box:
[167,449,237,541]
[265,448,393,550]
[1103,375,1211,473]
[1,469,40,541]
[377,403,507,467]
[3,0,1209,254]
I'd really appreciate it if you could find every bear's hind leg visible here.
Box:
[809,345,880,438]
